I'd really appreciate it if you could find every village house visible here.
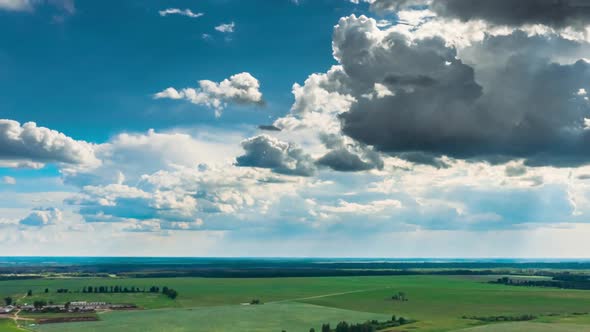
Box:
[0,305,14,313]
[69,301,108,310]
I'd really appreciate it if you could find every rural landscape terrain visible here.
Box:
[2,258,590,331]
[4,0,590,331]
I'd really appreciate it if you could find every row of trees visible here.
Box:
[82,286,159,293]
[462,314,536,322]
[82,285,178,298]
[492,276,590,290]
[31,285,175,294]
[5,285,179,305]
[311,315,411,332]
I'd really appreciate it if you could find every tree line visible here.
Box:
[81,286,159,293]
[11,285,179,300]
[308,315,413,332]
[462,314,536,322]
[491,276,590,290]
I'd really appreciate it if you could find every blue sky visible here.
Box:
[2,0,590,257]
[0,0,348,141]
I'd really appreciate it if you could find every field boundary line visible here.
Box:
[269,286,393,304]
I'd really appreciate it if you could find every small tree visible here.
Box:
[321,324,331,332]
[167,289,178,300]
[44,288,49,293]
[310,328,316,332]
[399,292,407,301]
[4,297,12,306]
[27,290,32,297]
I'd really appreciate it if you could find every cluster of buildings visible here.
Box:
[0,305,14,313]
[1,301,136,314]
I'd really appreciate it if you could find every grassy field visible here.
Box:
[457,322,590,331]
[2,275,590,331]
[0,319,22,332]
[0,276,399,309]
[28,302,390,332]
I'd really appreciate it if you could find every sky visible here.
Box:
[2,0,590,257]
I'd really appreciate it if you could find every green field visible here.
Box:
[0,319,22,332]
[27,302,389,332]
[3,275,590,331]
[458,322,590,331]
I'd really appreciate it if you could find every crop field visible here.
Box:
[27,302,390,332]
[2,275,590,331]
[457,322,590,331]
[0,319,22,332]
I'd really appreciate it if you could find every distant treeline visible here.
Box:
[81,285,160,293]
[5,260,590,277]
[122,269,503,279]
[43,285,178,299]
[0,275,42,281]
[491,275,590,290]
[462,314,536,322]
[311,316,413,332]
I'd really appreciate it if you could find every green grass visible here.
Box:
[3,275,590,331]
[19,312,99,320]
[456,322,590,331]
[29,302,390,332]
[0,276,397,309]
[0,319,23,332]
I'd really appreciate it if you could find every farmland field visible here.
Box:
[3,275,590,331]
[0,319,22,332]
[28,302,390,332]
[457,322,590,331]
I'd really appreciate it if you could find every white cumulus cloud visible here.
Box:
[215,22,235,33]
[158,8,203,18]
[154,73,264,116]
[19,208,62,227]
[0,0,32,11]
[0,119,99,168]
[2,176,16,185]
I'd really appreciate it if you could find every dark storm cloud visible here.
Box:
[370,0,590,30]
[331,15,590,167]
[258,125,282,131]
[505,164,527,177]
[316,133,384,172]
[397,152,450,169]
[383,74,437,87]
[431,0,590,30]
[369,0,426,14]
[317,149,377,171]
[235,135,316,176]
